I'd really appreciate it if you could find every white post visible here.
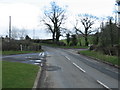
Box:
[20,44,23,51]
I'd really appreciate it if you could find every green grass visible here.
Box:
[79,50,119,66]
[60,35,94,46]
[2,61,39,88]
[2,50,42,55]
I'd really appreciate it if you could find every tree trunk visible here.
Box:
[52,32,55,42]
[85,28,88,46]
[85,36,88,46]
[110,19,113,47]
[55,27,60,43]
[56,32,60,43]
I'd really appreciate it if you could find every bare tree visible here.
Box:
[74,14,97,46]
[42,1,66,43]
[18,28,27,40]
[11,26,19,39]
[10,27,27,40]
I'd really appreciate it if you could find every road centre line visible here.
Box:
[64,56,71,61]
[97,80,112,90]
[72,62,86,73]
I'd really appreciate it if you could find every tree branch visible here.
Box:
[74,27,84,35]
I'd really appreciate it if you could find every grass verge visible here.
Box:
[2,50,43,55]
[2,61,39,88]
[79,50,119,66]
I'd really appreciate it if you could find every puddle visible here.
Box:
[21,60,35,64]
[20,59,41,64]
[34,63,40,65]
[26,57,40,60]
[25,56,32,59]
[3,53,46,66]
[35,60,42,63]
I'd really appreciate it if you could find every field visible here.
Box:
[61,35,94,46]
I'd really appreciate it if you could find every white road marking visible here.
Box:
[72,62,86,73]
[97,80,112,90]
[39,52,45,57]
[65,56,71,61]
[39,52,42,56]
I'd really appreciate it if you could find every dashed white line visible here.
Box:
[72,62,86,73]
[97,80,112,90]
[65,56,71,61]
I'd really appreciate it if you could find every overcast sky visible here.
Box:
[0,0,116,39]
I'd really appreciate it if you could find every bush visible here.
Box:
[95,45,119,56]
[2,39,41,51]
[2,40,19,51]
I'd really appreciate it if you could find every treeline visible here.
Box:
[96,19,120,56]
[65,18,120,56]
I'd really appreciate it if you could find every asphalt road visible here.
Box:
[2,46,119,89]
[38,46,119,89]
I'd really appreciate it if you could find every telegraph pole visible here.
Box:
[9,16,11,40]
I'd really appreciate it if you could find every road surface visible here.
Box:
[2,46,119,89]
[38,46,119,89]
